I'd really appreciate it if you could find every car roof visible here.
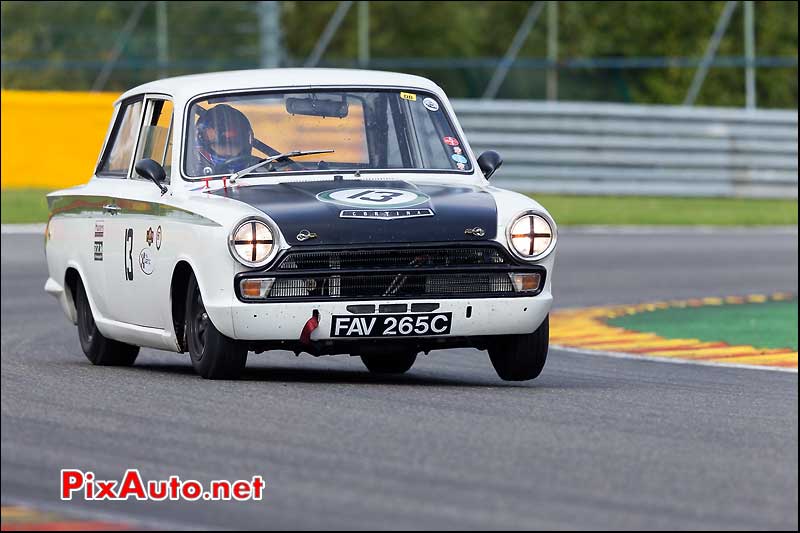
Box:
[116,68,445,104]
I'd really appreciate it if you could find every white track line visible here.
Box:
[560,225,798,235]
[554,344,798,373]
[1,223,46,234]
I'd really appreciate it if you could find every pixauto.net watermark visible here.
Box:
[61,469,266,502]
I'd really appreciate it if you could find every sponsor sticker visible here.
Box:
[422,97,439,112]
[400,92,417,101]
[93,241,103,261]
[443,136,459,146]
[317,188,429,209]
[146,227,155,246]
[451,154,468,164]
[139,248,154,275]
[452,146,462,155]
[456,162,466,170]
[94,221,104,238]
[155,226,162,250]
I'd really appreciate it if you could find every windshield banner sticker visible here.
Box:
[400,92,417,101]
[317,188,430,209]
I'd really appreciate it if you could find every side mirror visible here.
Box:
[477,150,503,180]
[135,159,168,195]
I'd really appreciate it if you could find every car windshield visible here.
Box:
[183,89,471,179]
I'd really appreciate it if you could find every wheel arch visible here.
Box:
[63,266,80,322]
[170,260,195,353]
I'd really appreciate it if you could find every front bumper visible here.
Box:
[210,290,552,342]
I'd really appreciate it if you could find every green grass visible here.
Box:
[608,301,798,350]
[1,188,50,224]
[531,194,798,226]
[1,188,798,226]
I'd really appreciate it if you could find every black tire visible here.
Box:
[360,351,417,374]
[75,277,139,366]
[488,315,549,381]
[185,273,247,379]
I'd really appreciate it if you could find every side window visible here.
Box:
[134,99,173,181]
[98,99,144,176]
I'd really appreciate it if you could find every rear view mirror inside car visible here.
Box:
[285,96,349,118]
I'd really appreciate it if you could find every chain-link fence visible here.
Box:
[1,1,797,107]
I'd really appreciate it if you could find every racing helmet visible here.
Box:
[196,104,254,171]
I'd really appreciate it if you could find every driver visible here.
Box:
[195,104,260,175]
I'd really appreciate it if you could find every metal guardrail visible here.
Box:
[453,100,798,198]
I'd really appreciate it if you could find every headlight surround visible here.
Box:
[228,217,278,268]
[506,211,556,260]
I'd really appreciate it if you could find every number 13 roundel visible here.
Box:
[316,188,430,209]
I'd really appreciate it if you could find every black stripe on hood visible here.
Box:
[211,179,497,246]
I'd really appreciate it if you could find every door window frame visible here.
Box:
[95,95,145,179]
[131,94,175,184]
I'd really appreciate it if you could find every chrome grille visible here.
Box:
[277,246,508,271]
[269,272,515,299]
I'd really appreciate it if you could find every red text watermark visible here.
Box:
[60,469,266,502]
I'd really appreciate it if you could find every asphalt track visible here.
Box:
[1,228,797,530]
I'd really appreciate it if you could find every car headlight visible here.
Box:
[228,218,277,267]
[507,212,556,260]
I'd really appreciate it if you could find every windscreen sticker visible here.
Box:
[451,154,468,164]
[456,162,466,170]
[317,188,430,209]
[422,97,440,111]
[452,146,463,155]
[400,92,417,101]
[443,136,459,146]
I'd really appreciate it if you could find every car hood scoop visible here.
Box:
[210,179,497,246]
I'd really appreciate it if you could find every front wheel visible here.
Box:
[488,315,549,381]
[360,351,417,374]
[75,277,139,366]
[185,273,247,379]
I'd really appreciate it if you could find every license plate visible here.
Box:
[330,313,452,338]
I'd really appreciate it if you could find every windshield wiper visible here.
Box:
[229,149,335,183]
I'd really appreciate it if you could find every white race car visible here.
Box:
[44,69,557,381]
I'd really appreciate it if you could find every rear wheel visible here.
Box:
[75,277,139,366]
[488,315,549,381]
[185,273,247,379]
[360,350,417,374]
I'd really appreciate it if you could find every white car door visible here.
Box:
[105,95,175,329]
